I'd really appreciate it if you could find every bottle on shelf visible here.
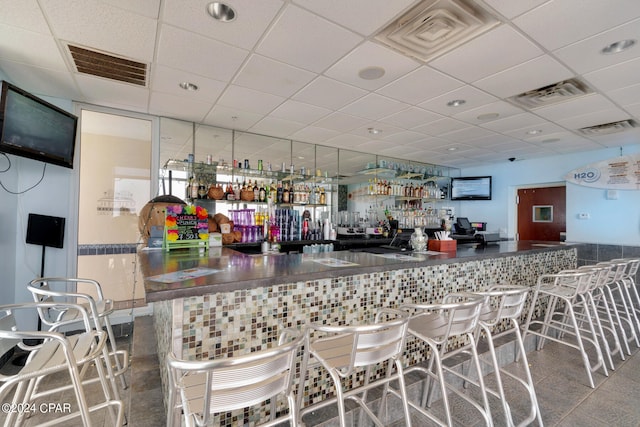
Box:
[190,175,199,200]
[282,183,290,204]
[253,180,259,202]
[259,181,266,202]
[319,187,326,205]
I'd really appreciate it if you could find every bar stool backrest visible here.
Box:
[612,258,639,278]
[475,285,529,325]
[554,269,595,295]
[167,329,304,424]
[597,261,627,284]
[577,264,612,292]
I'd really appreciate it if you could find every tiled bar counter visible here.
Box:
[140,242,578,425]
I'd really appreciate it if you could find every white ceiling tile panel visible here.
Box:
[313,112,370,133]
[413,117,473,136]
[429,25,543,83]
[233,54,316,97]
[453,101,524,125]
[77,73,149,110]
[376,66,465,105]
[479,113,547,133]
[149,91,211,123]
[40,0,157,61]
[555,107,630,130]
[157,25,248,81]
[340,93,410,121]
[151,65,227,102]
[380,130,427,145]
[0,60,81,100]
[418,86,498,115]
[324,41,420,91]
[292,76,367,110]
[248,116,306,137]
[378,107,443,129]
[439,126,495,143]
[481,0,549,20]
[162,0,283,50]
[0,26,67,70]
[534,94,618,121]
[474,55,574,99]
[502,122,567,141]
[290,126,341,144]
[256,5,362,73]
[324,133,369,149]
[104,0,161,19]
[0,0,50,33]
[607,83,640,107]
[203,106,263,130]
[583,57,640,93]
[217,85,284,114]
[293,0,415,36]
[513,0,640,51]
[270,100,332,124]
[553,18,640,75]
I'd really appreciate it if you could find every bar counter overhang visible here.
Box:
[140,241,579,425]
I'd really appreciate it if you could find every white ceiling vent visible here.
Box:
[509,79,593,110]
[578,119,637,136]
[374,0,500,63]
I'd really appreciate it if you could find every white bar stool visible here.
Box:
[166,328,304,427]
[400,293,491,427]
[299,308,411,427]
[522,269,608,388]
[473,285,542,427]
[611,258,640,331]
[0,302,123,427]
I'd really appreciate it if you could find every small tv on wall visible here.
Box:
[0,81,78,169]
[450,176,492,201]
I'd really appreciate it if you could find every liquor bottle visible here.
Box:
[319,187,326,205]
[259,181,266,202]
[282,183,290,204]
[186,175,194,200]
[226,182,235,201]
[198,177,206,199]
[253,180,259,202]
[234,179,240,200]
[190,175,199,200]
[277,181,283,204]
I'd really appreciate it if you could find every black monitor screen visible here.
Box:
[26,213,65,248]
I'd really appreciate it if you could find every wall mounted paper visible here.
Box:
[564,153,640,190]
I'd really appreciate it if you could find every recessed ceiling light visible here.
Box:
[447,99,466,107]
[477,112,499,120]
[179,82,198,91]
[602,39,636,54]
[368,127,382,135]
[358,66,386,80]
[447,147,457,151]
[526,129,542,135]
[206,2,236,22]
[541,138,561,143]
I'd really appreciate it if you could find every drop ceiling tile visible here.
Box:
[0,60,81,100]
[157,25,248,81]
[203,106,263,130]
[292,76,367,110]
[0,0,50,33]
[290,126,340,144]
[217,85,284,114]
[583,57,640,92]
[325,41,420,91]
[480,113,547,133]
[413,117,473,136]
[162,0,282,50]
[527,131,592,146]
[77,73,150,110]
[380,130,426,145]
[352,139,393,152]
[378,107,443,129]
[553,18,640,75]
[405,136,453,150]
[462,134,514,147]
[474,55,574,99]
[270,99,332,124]
[293,0,415,36]
[439,126,496,143]
[103,0,161,19]
[624,102,640,118]
[540,139,605,154]
[149,91,212,123]
[248,116,306,137]
[502,122,567,141]
[589,128,640,147]
[340,93,409,121]
[556,107,630,130]
[376,66,465,105]
[313,112,371,133]
[429,25,543,83]
[350,123,403,140]
[607,83,640,107]
[257,4,362,73]
[324,133,369,149]
[233,54,316,97]
[0,25,67,70]
[513,0,640,51]
[151,64,227,102]
[482,0,548,20]
[40,0,157,61]
[534,94,618,121]
[418,86,498,116]
[453,101,524,125]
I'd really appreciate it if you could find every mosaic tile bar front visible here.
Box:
[154,247,576,425]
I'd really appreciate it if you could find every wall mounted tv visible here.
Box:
[450,176,492,201]
[0,81,78,169]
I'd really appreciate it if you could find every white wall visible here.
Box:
[458,144,640,245]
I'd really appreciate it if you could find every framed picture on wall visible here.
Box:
[533,205,553,222]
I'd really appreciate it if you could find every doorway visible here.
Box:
[517,185,566,241]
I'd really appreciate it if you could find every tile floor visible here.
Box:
[2,315,640,426]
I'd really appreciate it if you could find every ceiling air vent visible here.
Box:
[578,119,637,136]
[374,0,499,63]
[509,78,593,110]
[67,44,147,86]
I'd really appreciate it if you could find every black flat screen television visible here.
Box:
[26,213,65,249]
[0,81,78,169]
[450,176,492,201]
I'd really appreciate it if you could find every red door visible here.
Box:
[517,186,566,241]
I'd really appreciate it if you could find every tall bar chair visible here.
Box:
[611,258,640,330]
[299,308,411,427]
[27,277,129,389]
[521,269,608,388]
[166,328,304,427]
[473,285,542,427]
[399,293,491,427]
[0,302,123,427]
[596,260,640,354]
